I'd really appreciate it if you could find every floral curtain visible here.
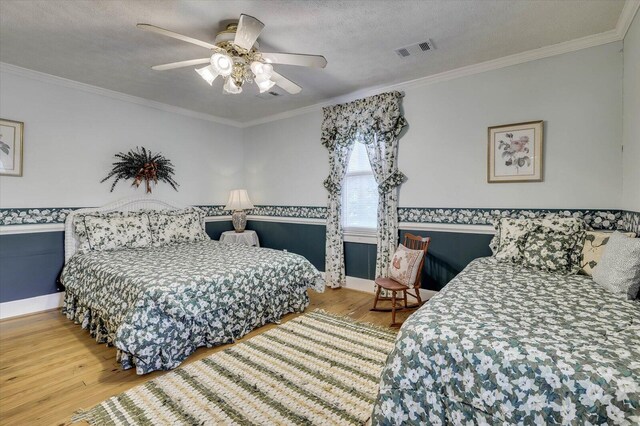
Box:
[322,91,407,288]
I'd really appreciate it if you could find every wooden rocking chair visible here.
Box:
[371,233,431,327]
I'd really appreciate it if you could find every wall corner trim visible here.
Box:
[3,1,635,130]
[0,292,65,320]
[241,26,629,127]
[618,0,640,39]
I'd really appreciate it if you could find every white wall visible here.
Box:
[623,10,640,212]
[0,70,244,208]
[243,42,624,210]
[243,111,326,206]
[0,40,629,211]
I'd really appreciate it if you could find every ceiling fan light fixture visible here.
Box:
[255,74,275,93]
[195,65,218,85]
[250,61,273,78]
[141,16,326,96]
[223,77,243,94]
[211,53,233,77]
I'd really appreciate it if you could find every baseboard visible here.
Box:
[343,275,438,300]
[0,292,65,320]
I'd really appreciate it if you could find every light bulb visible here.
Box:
[195,65,218,85]
[261,63,273,76]
[223,77,242,94]
[250,61,273,78]
[255,74,275,93]
[211,53,233,77]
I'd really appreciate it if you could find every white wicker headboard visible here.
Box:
[64,197,187,263]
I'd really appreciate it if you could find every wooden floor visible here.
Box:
[0,289,412,426]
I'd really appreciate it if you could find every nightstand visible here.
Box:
[219,230,260,247]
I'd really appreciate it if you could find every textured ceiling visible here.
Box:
[0,0,626,123]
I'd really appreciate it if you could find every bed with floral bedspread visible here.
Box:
[61,240,324,374]
[372,257,640,425]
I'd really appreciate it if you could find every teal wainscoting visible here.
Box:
[245,220,493,291]
[0,219,493,304]
[399,230,493,290]
[0,222,234,304]
[345,242,377,280]
[0,231,64,303]
[204,221,235,240]
[245,221,326,271]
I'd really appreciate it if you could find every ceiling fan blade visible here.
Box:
[151,58,211,71]
[271,71,302,94]
[234,14,264,51]
[261,52,327,68]
[137,23,217,50]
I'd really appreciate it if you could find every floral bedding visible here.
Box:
[372,257,640,425]
[61,240,324,374]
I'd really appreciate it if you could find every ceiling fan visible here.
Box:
[137,14,327,95]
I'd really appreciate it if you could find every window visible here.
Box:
[343,142,378,230]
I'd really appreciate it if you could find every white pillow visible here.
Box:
[388,244,424,287]
[84,214,153,252]
[147,208,208,246]
[592,232,640,300]
[580,230,636,276]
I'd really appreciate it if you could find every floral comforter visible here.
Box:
[61,240,324,374]
[372,257,640,425]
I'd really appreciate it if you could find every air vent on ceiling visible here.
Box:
[418,41,433,51]
[394,39,435,58]
[396,48,410,58]
[256,90,282,99]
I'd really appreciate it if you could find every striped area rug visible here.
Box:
[73,310,397,426]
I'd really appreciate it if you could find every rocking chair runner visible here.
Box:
[371,233,431,327]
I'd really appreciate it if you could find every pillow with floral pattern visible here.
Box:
[74,211,129,254]
[84,214,153,252]
[522,218,586,274]
[491,218,532,263]
[147,208,208,246]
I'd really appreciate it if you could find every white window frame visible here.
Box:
[342,144,378,245]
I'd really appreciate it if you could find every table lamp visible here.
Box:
[224,189,254,233]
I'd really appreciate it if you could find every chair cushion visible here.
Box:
[388,244,423,287]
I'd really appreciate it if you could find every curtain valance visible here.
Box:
[321,91,407,148]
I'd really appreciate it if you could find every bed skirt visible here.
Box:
[63,288,311,374]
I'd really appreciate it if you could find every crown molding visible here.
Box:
[2,1,637,129]
[242,1,638,128]
[617,0,640,39]
[0,62,244,128]
[242,28,624,127]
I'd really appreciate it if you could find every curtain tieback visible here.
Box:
[378,170,407,194]
[323,177,341,195]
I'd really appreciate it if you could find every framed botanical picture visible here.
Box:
[488,120,543,183]
[0,119,24,177]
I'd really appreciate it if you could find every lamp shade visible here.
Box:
[224,189,254,211]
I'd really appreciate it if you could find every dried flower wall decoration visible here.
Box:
[101,146,178,193]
